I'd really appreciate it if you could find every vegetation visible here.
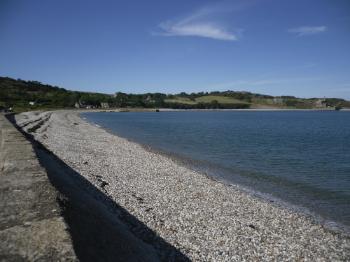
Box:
[0,77,113,112]
[1,76,350,112]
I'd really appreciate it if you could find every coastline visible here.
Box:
[81,112,350,235]
[15,110,350,260]
[75,107,350,113]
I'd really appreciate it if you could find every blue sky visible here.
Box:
[1,0,350,98]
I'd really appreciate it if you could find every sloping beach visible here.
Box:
[15,110,350,261]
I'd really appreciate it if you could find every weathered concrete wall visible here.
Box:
[0,113,161,262]
[0,114,77,261]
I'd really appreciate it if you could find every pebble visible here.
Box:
[16,111,350,261]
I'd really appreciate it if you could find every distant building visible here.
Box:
[145,95,155,103]
[100,102,110,109]
[273,97,283,104]
[315,99,326,108]
[75,102,82,109]
[1,106,12,113]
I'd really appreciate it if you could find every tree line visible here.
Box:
[1,76,349,111]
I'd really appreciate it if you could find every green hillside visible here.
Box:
[195,95,249,105]
[0,77,113,112]
[1,76,349,112]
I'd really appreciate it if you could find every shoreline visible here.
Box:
[78,107,350,112]
[15,110,350,260]
[81,112,350,236]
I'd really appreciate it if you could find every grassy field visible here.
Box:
[164,97,197,105]
[165,95,250,105]
[195,95,249,104]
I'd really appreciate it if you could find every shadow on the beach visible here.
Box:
[6,114,190,262]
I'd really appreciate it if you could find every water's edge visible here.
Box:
[80,113,350,236]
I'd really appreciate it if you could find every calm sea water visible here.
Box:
[83,111,350,230]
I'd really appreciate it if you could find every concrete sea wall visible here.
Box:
[0,113,77,260]
[0,113,160,261]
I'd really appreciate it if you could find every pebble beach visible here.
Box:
[15,110,350,261]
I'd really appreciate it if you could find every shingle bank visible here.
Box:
[0,113,159,261]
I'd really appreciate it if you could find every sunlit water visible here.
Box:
[83,111,350,230]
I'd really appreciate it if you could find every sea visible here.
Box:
[82,110,350,232]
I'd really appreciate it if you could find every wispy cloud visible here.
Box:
[159,22,238,41]
[155,3,244,41]
[288,26,327,36]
